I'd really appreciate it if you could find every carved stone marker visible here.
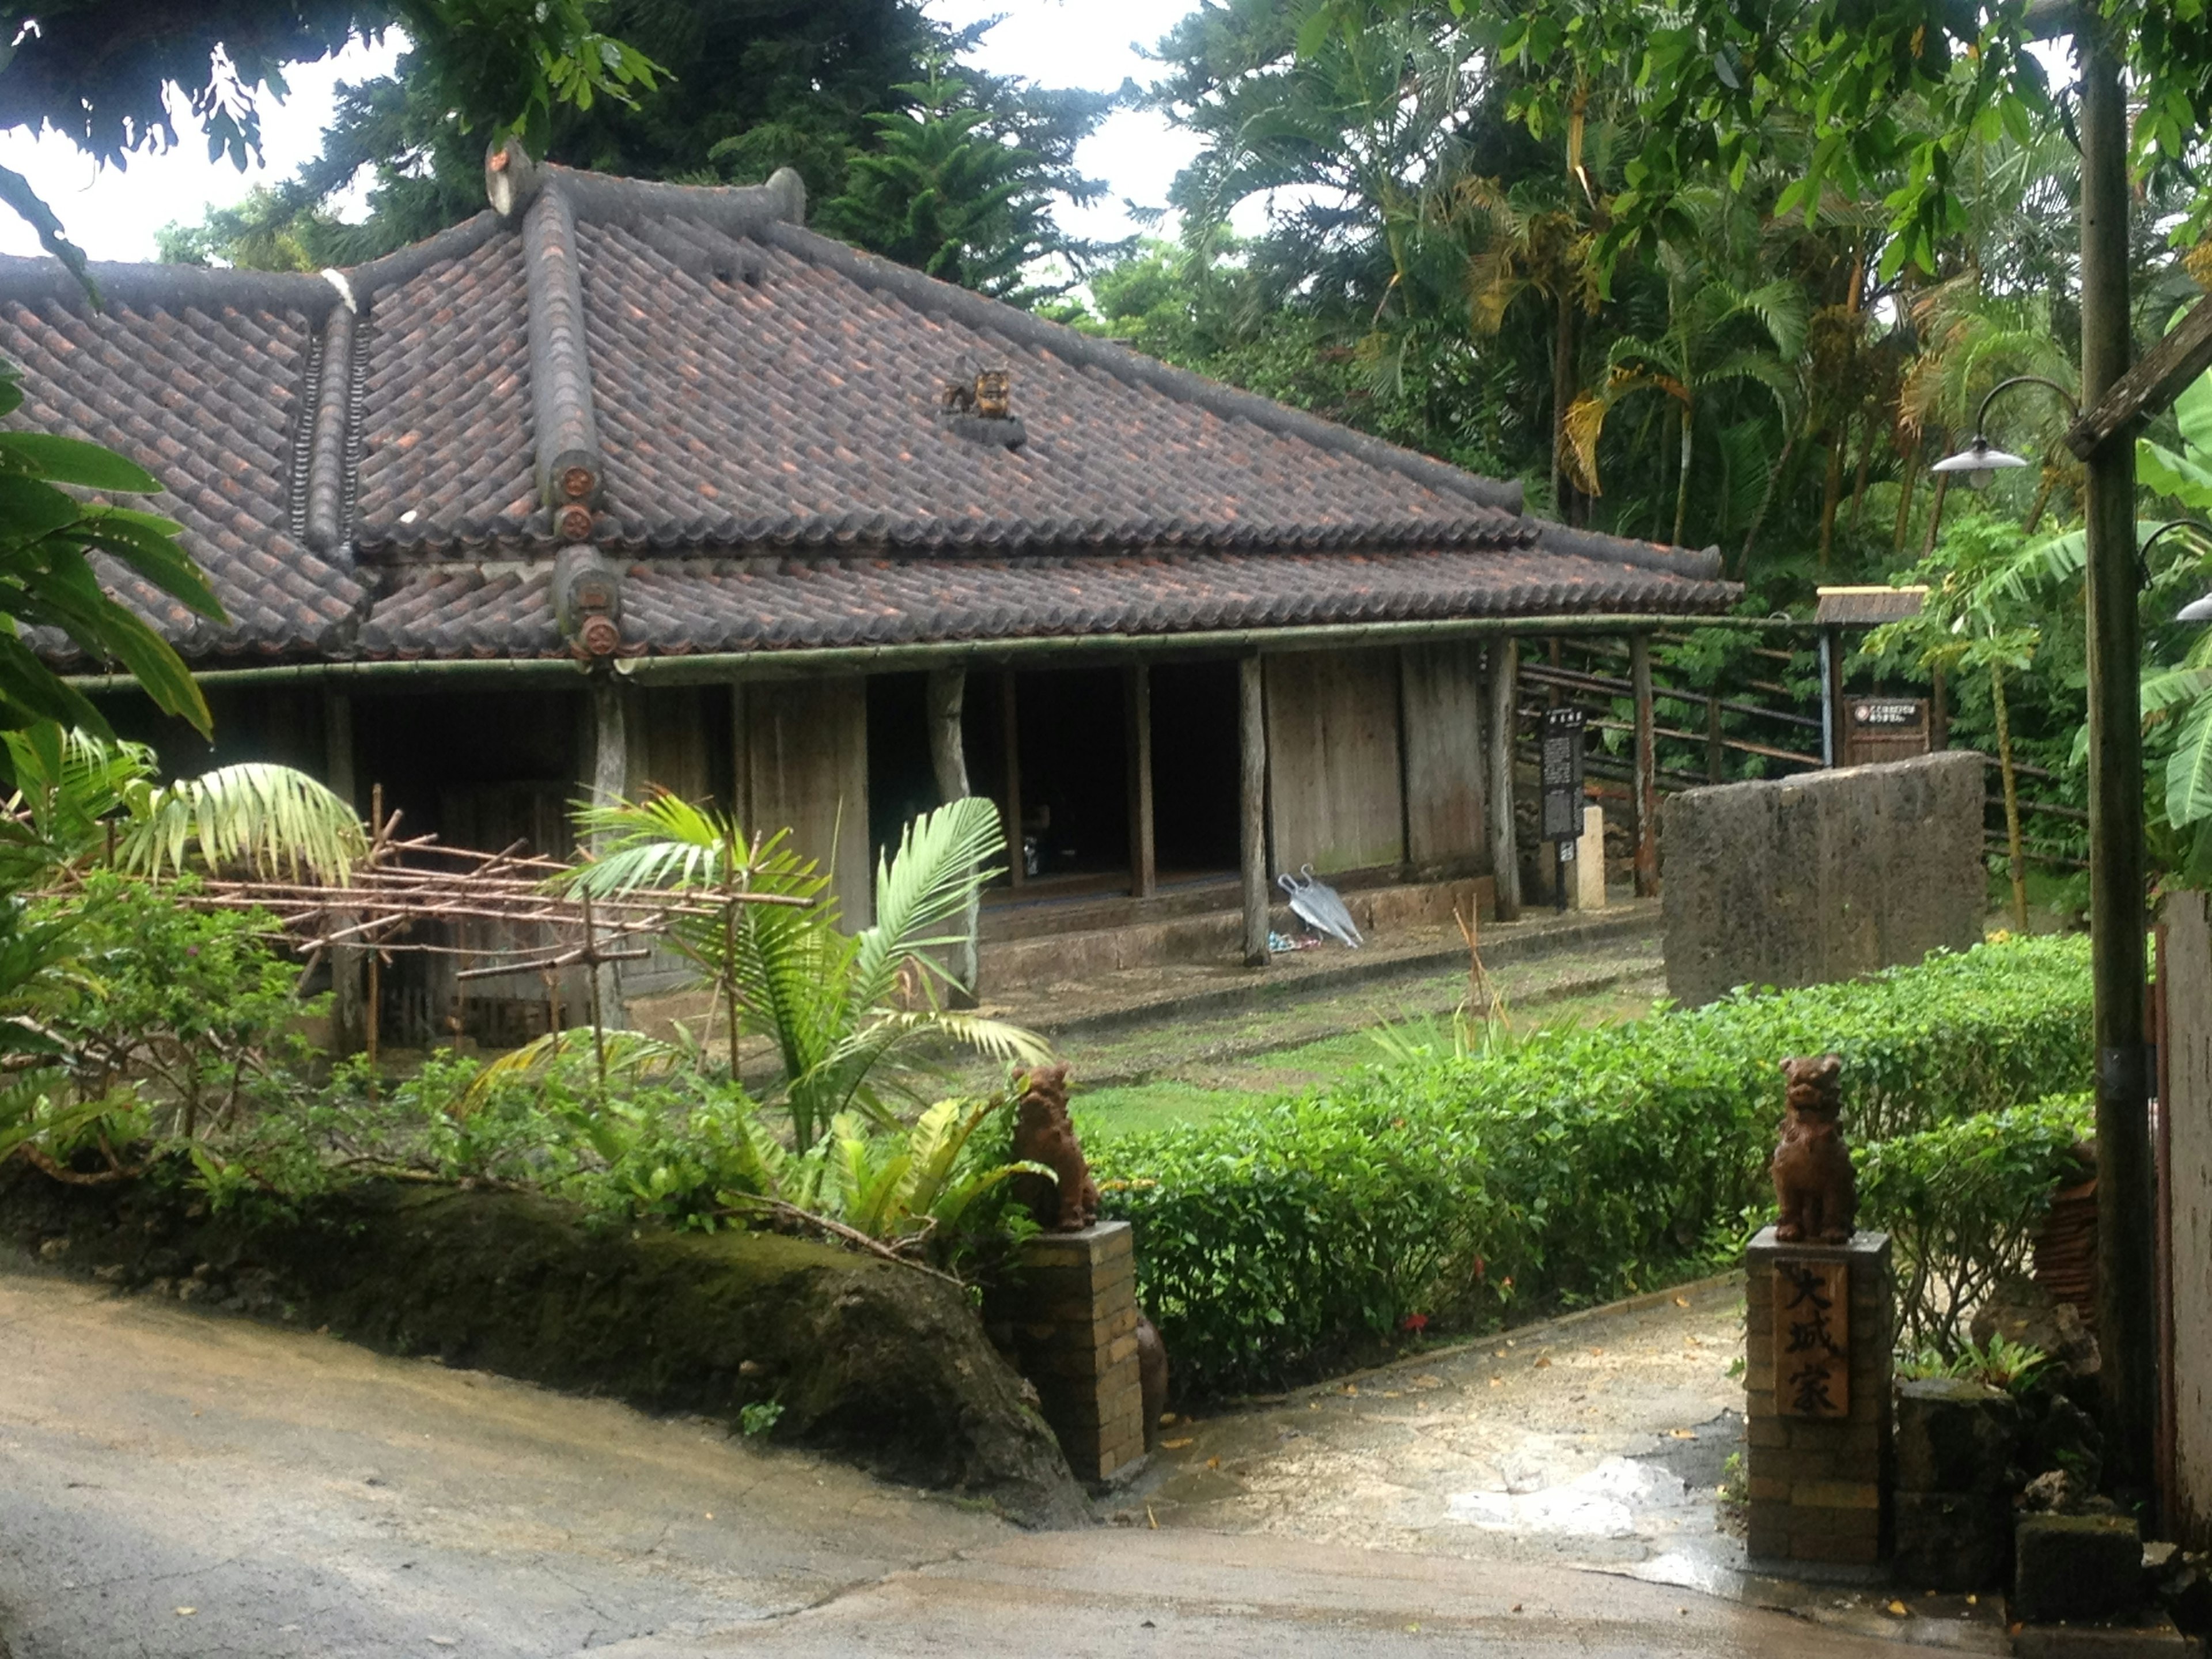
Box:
[1747,1228,1895,1568]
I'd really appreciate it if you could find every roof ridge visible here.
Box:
[0,255,339,320]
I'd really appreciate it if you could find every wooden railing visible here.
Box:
[1511,629,2088,875]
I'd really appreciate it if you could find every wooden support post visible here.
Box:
[1706,691,1726,785]
[1630,632,1658,897]
[1238,655,1269,967]
[1126,663,1156,899]
[2081,31,2157,1498]
[1818,627,1842,767]
[324,691,364,1055]
[1487,639,1521,921]
[1001,670,1024,889]
[589,675,630,1029]
[926,668,979,999]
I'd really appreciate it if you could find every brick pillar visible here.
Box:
[1746,1226,1893,1569]
[999,1221,1146,1483]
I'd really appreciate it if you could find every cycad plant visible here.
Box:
[563,793,1047,1150]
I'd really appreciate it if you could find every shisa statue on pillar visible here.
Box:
[1772,1052,1857,1244]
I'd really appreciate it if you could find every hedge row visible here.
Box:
[1090,937,2093,1397]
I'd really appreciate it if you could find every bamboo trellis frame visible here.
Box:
[148,805,805,983]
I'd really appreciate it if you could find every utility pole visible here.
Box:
[2078,18,2158,1499]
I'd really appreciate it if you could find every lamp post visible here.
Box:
[1925,43,2156,1498]
[2077,22,2157,1505]
[1930,376,2081,490]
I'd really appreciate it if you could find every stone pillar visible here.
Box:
[1746,1226,1893,1569]
[997,1221,1146,1483]
[1567,805,1606,910]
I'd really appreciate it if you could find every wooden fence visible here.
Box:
[1513,629,2087,877]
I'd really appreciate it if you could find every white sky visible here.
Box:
[0,1,1206,264]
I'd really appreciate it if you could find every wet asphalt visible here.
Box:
[0,1264,1998,1657]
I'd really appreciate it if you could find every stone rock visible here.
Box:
[1896,1377,2021,1494]
[1972,1275,2101,1375]
[2025,1394,2106,1494]
[2021,1468,2091,1514]
[1895,1490,2011,1592]
[2014,1513,2145,1625]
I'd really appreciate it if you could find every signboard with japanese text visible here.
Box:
[1539,707,1586,843]
[1773,1257,1851,1417]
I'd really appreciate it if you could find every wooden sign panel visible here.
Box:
[1774,1258,1851,1417]
[1841,697,1930,768]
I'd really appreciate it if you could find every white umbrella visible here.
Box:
[1278,863,1363,948]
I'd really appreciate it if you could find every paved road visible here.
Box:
[0,1267,1968,1657]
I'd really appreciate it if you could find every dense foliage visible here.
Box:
[154,5,1115,296]
[1859,1092,2096,1355]
[1092,936,2093,1396]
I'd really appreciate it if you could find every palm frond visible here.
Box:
[457,1026,685,1112]
[847,797,1005,1013]
[120,762,366,883]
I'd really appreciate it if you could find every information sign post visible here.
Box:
[1539,707,1586,914]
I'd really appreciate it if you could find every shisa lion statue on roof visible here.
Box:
[1772,1053,1857,1245]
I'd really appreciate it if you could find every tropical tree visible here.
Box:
[817,67,1111,298]
[1868,517,2059,928]
[561,794,1047,1150]
[1561,205,1808,551]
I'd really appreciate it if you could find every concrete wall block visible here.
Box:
[1663,752,1983,1005]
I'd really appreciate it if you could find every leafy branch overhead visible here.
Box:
[0,368,220,747]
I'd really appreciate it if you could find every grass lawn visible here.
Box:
[1070,982,1666,1139]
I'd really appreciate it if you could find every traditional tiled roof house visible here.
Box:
[0,150,1735,1035]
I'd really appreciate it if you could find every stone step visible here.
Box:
[995,899,1662,1038]
[976,874,1495,998]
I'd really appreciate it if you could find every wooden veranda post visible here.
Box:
[588,675,630,1029]
[1630,632,1658,897]
[1238,655,1269,967]
[926,668,979,998]
[324,690,364,1054]
[1486,639,1521,921]
[1126,663,1156,899]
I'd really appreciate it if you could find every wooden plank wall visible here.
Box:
[742,677,872,925]
[1400,640,1487,872]
[1264,648,1405,875]
[635,686,714,805]
[2165,889,2212,1546]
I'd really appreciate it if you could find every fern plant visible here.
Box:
[559,793,1048,1150]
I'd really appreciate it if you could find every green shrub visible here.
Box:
[1092,936,2092,1397]
[1860,1092,2093,1355]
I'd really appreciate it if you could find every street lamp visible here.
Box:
[1931,374,2082,488]
[2149,520,2212,619]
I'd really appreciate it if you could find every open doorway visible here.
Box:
[1149,660,1241,880]
[967,666,1130,889]
[866,672,940,868]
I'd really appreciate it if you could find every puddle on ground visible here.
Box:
[1445,1456,1696,1539]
